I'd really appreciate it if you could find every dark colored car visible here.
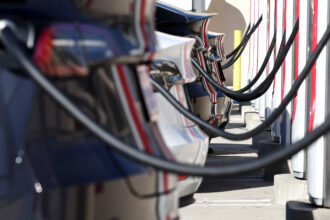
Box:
[0,0,178,219]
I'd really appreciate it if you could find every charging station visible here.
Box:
[307,0,330,207]
[265,0,276,119]
[249,0,256,95]
[254,0,260,112]
[291,0,309,179]
[258,0,268,120]
[0,1,330,219]
[281,0,294,147]
[272,0,284,139]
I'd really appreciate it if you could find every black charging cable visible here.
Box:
[222,23,250,62]
[222,38,249,69]
[226,16,263,59]
[222,31,276,79]
[223,18,270,69]
[193,19,298,102]
[236,32,276,93]
[153,22,329,139]
[1,21,330,178]
[151,22,328,141]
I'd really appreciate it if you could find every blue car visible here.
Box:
[0,0,179,219]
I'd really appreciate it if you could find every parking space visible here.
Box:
[180,104,286,219]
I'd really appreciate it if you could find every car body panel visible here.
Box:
[155,85,208,197]
[0,1,179,219]
[155,1,217,36]
[153,32,209,197]
[208,31,227,61]
[155,31,197,82]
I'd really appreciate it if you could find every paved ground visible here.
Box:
[180,104,286,220]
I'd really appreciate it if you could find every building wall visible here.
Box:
[206,0,251,87]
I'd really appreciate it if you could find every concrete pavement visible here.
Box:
[180,104,286,220]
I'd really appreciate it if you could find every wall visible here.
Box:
[206,0,251,87]
[159,0,192,10]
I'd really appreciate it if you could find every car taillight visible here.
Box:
[208,115,222,125]
[34,26,88,77]
[178,175,188,181]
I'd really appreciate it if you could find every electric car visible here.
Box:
[153,31,209,198]
[206,31,232,128]
[155,1,232,132]
[0,0,179,219]
[155,1,217,36]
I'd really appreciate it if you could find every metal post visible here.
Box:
[272,0,284,138]
[265,0,276,119]
[248,0,257,105]
[233,30,242,91]
[307,0,330,207]
[192,0,206,12]
[250,0,256,106]
[325,37,330,207]
[254,0,260,112]
[291,0,309,179]
[281,0,294,147]
[259,0,268,120]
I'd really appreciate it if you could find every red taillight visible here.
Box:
[33,26,88,77]
[178,175,188,181]
[208,115,222,125]
[34,27,53,72]
[209,120,216,125]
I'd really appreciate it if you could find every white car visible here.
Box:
[152,32,209,198]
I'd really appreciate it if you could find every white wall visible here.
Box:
[159,0,192,10]
[159,0,211,11]
[206,0,250,86]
